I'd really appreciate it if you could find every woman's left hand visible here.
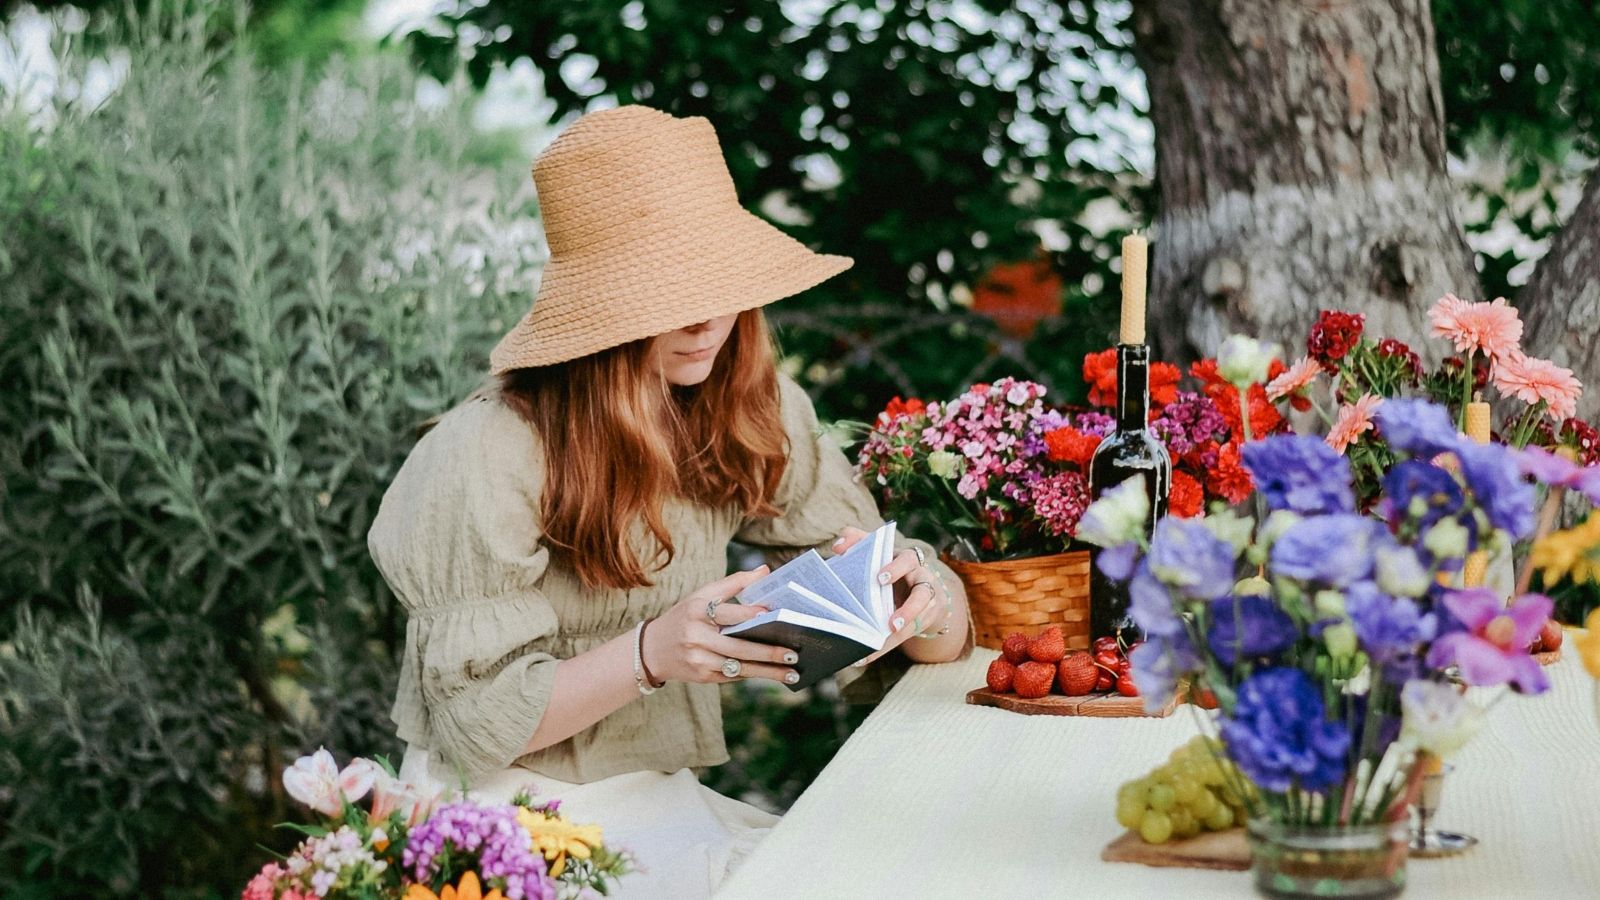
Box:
[830,526,952,666]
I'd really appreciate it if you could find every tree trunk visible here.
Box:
[1520,168,1600,419]
[1130,0,1480,364]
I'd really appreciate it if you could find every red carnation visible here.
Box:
[1375,338,1423,383]
[1308,310,1366,371]
[1207,441,1255,505]
[1083,348,1181,409]
[878,395,927,426]
[1191,359,1284,438]
[1168,470,1204,518]
[1044,426,1103,468]
[1560,418,1600,467]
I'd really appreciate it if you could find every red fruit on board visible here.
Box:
[1002,632,1032,665]
[1095,671,1114,692]
[1028,625,1067,663]
[1093,635,1121,657]
[986,657,1017,693]
[1116,671,1140,697]
[1014,661,1057,699]
[1057,652,1098,696]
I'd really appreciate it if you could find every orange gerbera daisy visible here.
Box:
[1326,394,1382,454]
[1494,351,1583,420]
[1266,357,1321,403]
[404,873,505,900]
[1428,294,1522,360]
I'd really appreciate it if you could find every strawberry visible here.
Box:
[1001,632,1031,665]
[1028,625,1067,664]
[1057,651,1098,696]
[986,657,1017,693]
[1014,661,1056,699]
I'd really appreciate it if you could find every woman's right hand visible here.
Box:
[641,565,802,686]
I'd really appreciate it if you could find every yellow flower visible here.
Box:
[516,808,604,878]
[403,872,504,900]
[1529,514,1600,587]
[1576,608,1600,680]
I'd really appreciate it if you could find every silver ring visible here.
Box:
[911,545,927,566]
[706,598,724,626]
[721,657,743,679]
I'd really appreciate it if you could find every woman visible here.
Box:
[368,105,972,898]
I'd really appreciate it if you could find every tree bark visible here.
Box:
[1130,0,1480,364]
[1520,168,1600,419]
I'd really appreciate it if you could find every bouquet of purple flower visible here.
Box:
[241,749,631,900]
[1081,397,1563,828]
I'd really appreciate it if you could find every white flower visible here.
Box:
[1217,335,1280,387]
[1258,509,1301,549]
[927,450,961,479]
[369,770,439,826]
[1400,680,1484,757]
[1075,477,1150,548]
[1006,382,1032,405]
[1203,508,1256,552]
[282,748,378,817]
[1375,544,1430,597]
[1423,518,1470,561]
[1323,623,1358,659]
[1313,589,1346,618]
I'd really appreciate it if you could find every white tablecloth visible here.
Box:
[717,649,1600,899]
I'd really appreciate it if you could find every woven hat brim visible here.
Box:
[491,208,852,373]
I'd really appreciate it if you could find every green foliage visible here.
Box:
[404,0,1143,417]
[0,6,538,894]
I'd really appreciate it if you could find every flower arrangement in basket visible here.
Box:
[241,749,631,900]
[1081,394,1581,897]
[853,353,1295,650]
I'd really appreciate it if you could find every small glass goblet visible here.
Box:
[1409,761,1478,857]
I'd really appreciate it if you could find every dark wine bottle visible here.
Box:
[1088,342,1172,645]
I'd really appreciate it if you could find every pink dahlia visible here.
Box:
[1266,357,1321,402]
[1493,351,1582,420]
[1428,294,1523,360]
[1326,393,1382,454]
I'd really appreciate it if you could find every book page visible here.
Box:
[825,522,896,626]
[721,607,885,651]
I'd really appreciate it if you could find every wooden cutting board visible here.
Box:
[1101,827,1250,871]
[965,685,1185,717]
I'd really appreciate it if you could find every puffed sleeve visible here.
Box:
[368,395,560,784]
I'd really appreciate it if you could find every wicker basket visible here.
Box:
[942,550,1092,651]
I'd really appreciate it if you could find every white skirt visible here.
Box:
[398,746,779,899]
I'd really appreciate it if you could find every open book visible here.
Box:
[722,521,900,690]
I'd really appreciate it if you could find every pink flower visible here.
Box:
[1426,589,1552,693]
[282,749,378,817]
[242,862,286,900]
[369,771,439,827]
[1266,357,1321,402]
[1493,350,1582,420]
[1428,294,1523,360]
[1326,393,1382,454]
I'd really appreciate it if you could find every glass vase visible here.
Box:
[1247,818,1410,899]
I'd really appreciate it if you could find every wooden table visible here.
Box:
[717,648,1600,899]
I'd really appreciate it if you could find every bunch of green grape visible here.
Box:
[1115,735,1253,844]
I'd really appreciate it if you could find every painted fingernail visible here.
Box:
[832,536,845,549]
[783,651,798,665]
[852,659,870,668]
[892,616,906,631]
[877,571,892,585]
[784,672,800,684]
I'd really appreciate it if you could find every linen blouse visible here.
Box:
[369,372,957,786]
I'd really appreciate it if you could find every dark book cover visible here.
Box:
[728,619,878,691]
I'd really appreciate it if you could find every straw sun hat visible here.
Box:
[488,105,854,374]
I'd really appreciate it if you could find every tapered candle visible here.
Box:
[1119,233,1148,345]
[1462,400,1492,587]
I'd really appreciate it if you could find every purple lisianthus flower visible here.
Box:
[1269,514,1380,587]
[1220,667,1351,793]
[1207,595,1298,666]
[1376,460,1469,536]
[1374,399,1461,458]
[1071,410,1116,437]
[1242,435,1356,515]
[1517,446,1600,506]
[1129,561,1183,638]
[1129,630,1202,714]
[1427,589,1552,694]
[1455,441,1537,540]
[1147,516,1238,600]
[1344,581,1435,669]
[1096,541,1140,582]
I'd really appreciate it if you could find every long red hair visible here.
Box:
[498,310,789,590]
